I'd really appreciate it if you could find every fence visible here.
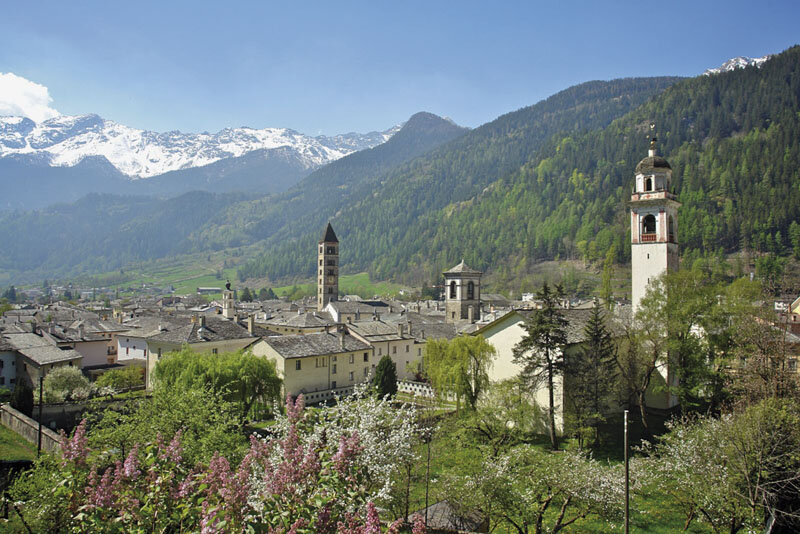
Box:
[397,380,435,398]
[0,404,61,454]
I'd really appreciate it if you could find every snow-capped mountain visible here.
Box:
[703,55,771,76]
[0,114,397,179]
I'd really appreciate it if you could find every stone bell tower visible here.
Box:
[318,222,339,311]
[443,260,482,324]
[630,129,680,314]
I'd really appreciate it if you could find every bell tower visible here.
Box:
[318,222,339,311]
[630,126,680,313]
[443,260,482,324]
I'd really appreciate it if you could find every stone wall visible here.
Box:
[0,404,61,454]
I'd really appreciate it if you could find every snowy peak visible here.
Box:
[0,114,398,178]
[704,55,771,76]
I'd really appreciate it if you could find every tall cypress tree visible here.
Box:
[513,283,568,449]
[566,299,617,447]
[372,355,398,399]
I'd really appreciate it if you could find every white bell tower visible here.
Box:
[630,127,680,313]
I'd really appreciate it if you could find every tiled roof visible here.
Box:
[444,260,482,275]
[261,332,370,359]
[321,222,339,243]
[327,301,390,314]
[149,316,255,344]
[346,320,412,342]
[3,333,82,365]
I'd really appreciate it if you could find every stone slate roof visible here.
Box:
[262,311,333,328]
[327,300,390,314]
[67,318,130,334]
[635,155,671,174]
[347,320,412,342]
[0,337,13,351]
[444,260,482,275]
[321,222,339,243]
[407,500,487,533]
[3,333,82,365]
[149,316,255,344]
[261,331,370,359]
[515,307,624,345]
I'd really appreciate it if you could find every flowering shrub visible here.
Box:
[10,394,409,533]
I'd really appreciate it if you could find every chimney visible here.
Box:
[397,323,405,337]
[407,322,412,336]
[339,331,346,350]
[468,305,474,323]
[191,315,197,324]
[355,310,361,321]
[233,313,239,323]
[78,324,85,339]
[247,315,255,335]
[199,315,206,328]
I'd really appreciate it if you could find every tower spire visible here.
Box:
[648,122,657,157]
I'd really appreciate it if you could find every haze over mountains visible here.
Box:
[0,49,797,288]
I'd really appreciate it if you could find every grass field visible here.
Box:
[0,424,36,461]
[273,272,408,300]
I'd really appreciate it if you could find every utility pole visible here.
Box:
[624,409,629,534]
[37,375,44,457]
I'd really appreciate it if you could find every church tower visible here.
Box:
[630,129,680,313]
[318,222,339,311]
[443,260,482,324]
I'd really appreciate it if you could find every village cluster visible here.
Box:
[1,141,799,432]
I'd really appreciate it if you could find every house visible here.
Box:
[3,332,83,388]
[251,328,373,403]
[324,300,392,323]
[473,307,625,432]
[0,337,18,390]
[345,319,420,379]
[144,315,258,387]
[262,310,335,335]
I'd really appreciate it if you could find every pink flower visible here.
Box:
[411,514,427,534]
[60,419,89,466]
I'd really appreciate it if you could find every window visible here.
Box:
[328,269,334,276]
[332,355,337,362]
[319,259,323,266]
[645,177,652,191]
[126,347,129,355]
[405,345,409,353]
[0,360,3,369]
[642,214,656,234]
[295,360,301,370]
[363,367,368,377]
[451,312,456,319]
[0,377,5,385]
[327,246,336,255]
[144,349,148,357]
[331,380,336,389]
[467,281,475,300]
[319,269,322,275]
[393,346,397,354]
[10,378,14,384]
[349,371,354,381]
[418,348,422,356]
[789,359,797,372]
[449,281,456,299]
[212,348,218,354]
[349,354,354,363]
[363,352,369,362]
[668,215,675,242]
[327,259,335,266]
[378,348,382,355]
[332,364,337,374]
[328,288,333,294]
[158,348,162,358]
[319,246,323,253]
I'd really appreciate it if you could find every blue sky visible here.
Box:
[1,1,798,135]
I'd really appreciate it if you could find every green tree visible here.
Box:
[599,246,615,309]
[153,348,282,421]
[239,287,253,302]
[565,300,616,448]
[512,283,567,449]
[424,335,496,411]
[95,366,145,392]
[372,355,398,398]
[3,285,17,303]
[11,381,34,417]
[43,366,91,403]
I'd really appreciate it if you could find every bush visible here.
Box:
[95,366,144,392]
[43,366,91,403]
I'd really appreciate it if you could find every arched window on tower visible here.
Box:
[642,214,656,240]
[668,215,675,242]
[467,281,475,300]
[449,281,457,299]
[644,177,653,191]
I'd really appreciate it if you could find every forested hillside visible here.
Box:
[241,46,800,286]
[237,76,682,282]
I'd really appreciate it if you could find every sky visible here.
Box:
[1,0,798,135]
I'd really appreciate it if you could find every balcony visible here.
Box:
[641,233,657,242]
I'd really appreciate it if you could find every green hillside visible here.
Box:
[237,76,683,282]
[242,46,800,287]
